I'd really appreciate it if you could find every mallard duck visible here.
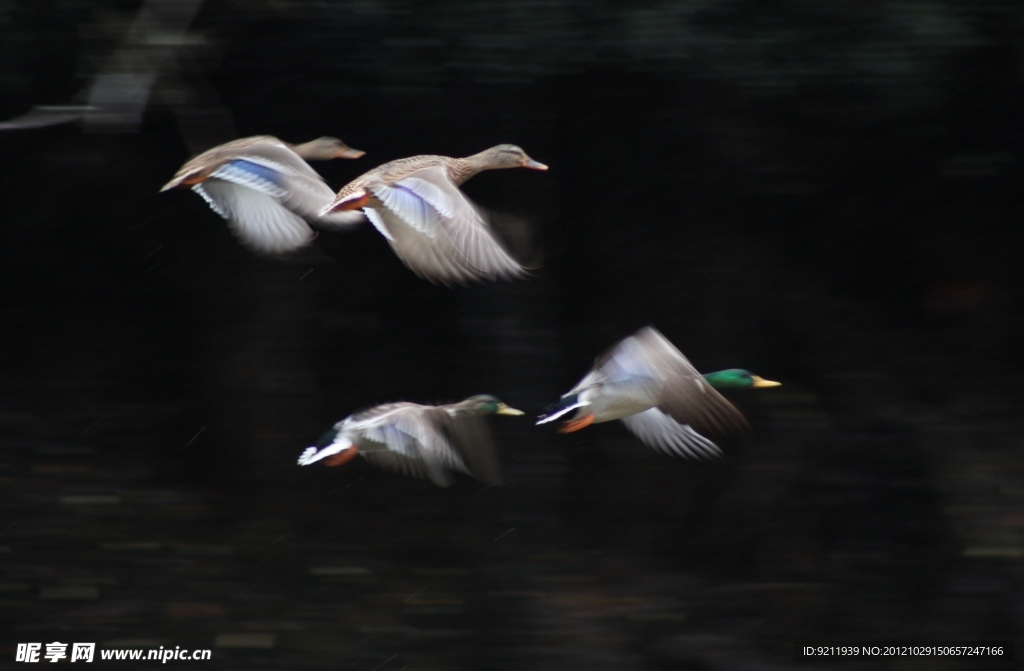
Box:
[161,135,366,254]
[537,327,780,459]
[321,145,548,285]
[297,395,525,486]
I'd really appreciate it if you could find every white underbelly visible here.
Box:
[583,387,657,422]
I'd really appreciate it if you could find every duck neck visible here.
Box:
[447,155,491,186]
[449,403,482,418]
[289,141,321,159]
[290,140,338,161]
[456,145,523,184]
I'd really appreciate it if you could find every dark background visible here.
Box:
[1,1,1022,668]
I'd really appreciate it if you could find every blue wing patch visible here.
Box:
[210,158,288,197]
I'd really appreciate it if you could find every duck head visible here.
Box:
[702,369,781,390]
[470,145,548,171]
[453,394,525,417]
[292,137,365,160]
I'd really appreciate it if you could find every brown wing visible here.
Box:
[359,449,449,485]
[441,414,503,486]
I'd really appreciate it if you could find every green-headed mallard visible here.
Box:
[537,327,779,458]
[297,395,525,486]
[161,135,365,254]
[320,145,548,285]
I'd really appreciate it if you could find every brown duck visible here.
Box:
[161,135,365,254]
[322,145,548,285]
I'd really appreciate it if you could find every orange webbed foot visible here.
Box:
[558,413,595,433]
[324,446,360,466]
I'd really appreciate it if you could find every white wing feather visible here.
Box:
[196,179,315,254]
[620,408,723,460]
[363,166,525,284]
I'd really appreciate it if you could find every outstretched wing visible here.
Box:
[177,138,363,254]
[628,327,749,440]
[349,404,472,487]
[557,327,670,414]
[441,413,504,486]
[567,328,667,394]
[366,166,528,285]
[239,141,365,230]
[562,327,748,442]
[194,177,315,254]
[620,408,723,460]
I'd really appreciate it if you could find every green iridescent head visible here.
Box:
[702,369,781,390]
[456,395,526,417]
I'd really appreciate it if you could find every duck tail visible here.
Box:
[297,434,355,466]
[536,393,587,425]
